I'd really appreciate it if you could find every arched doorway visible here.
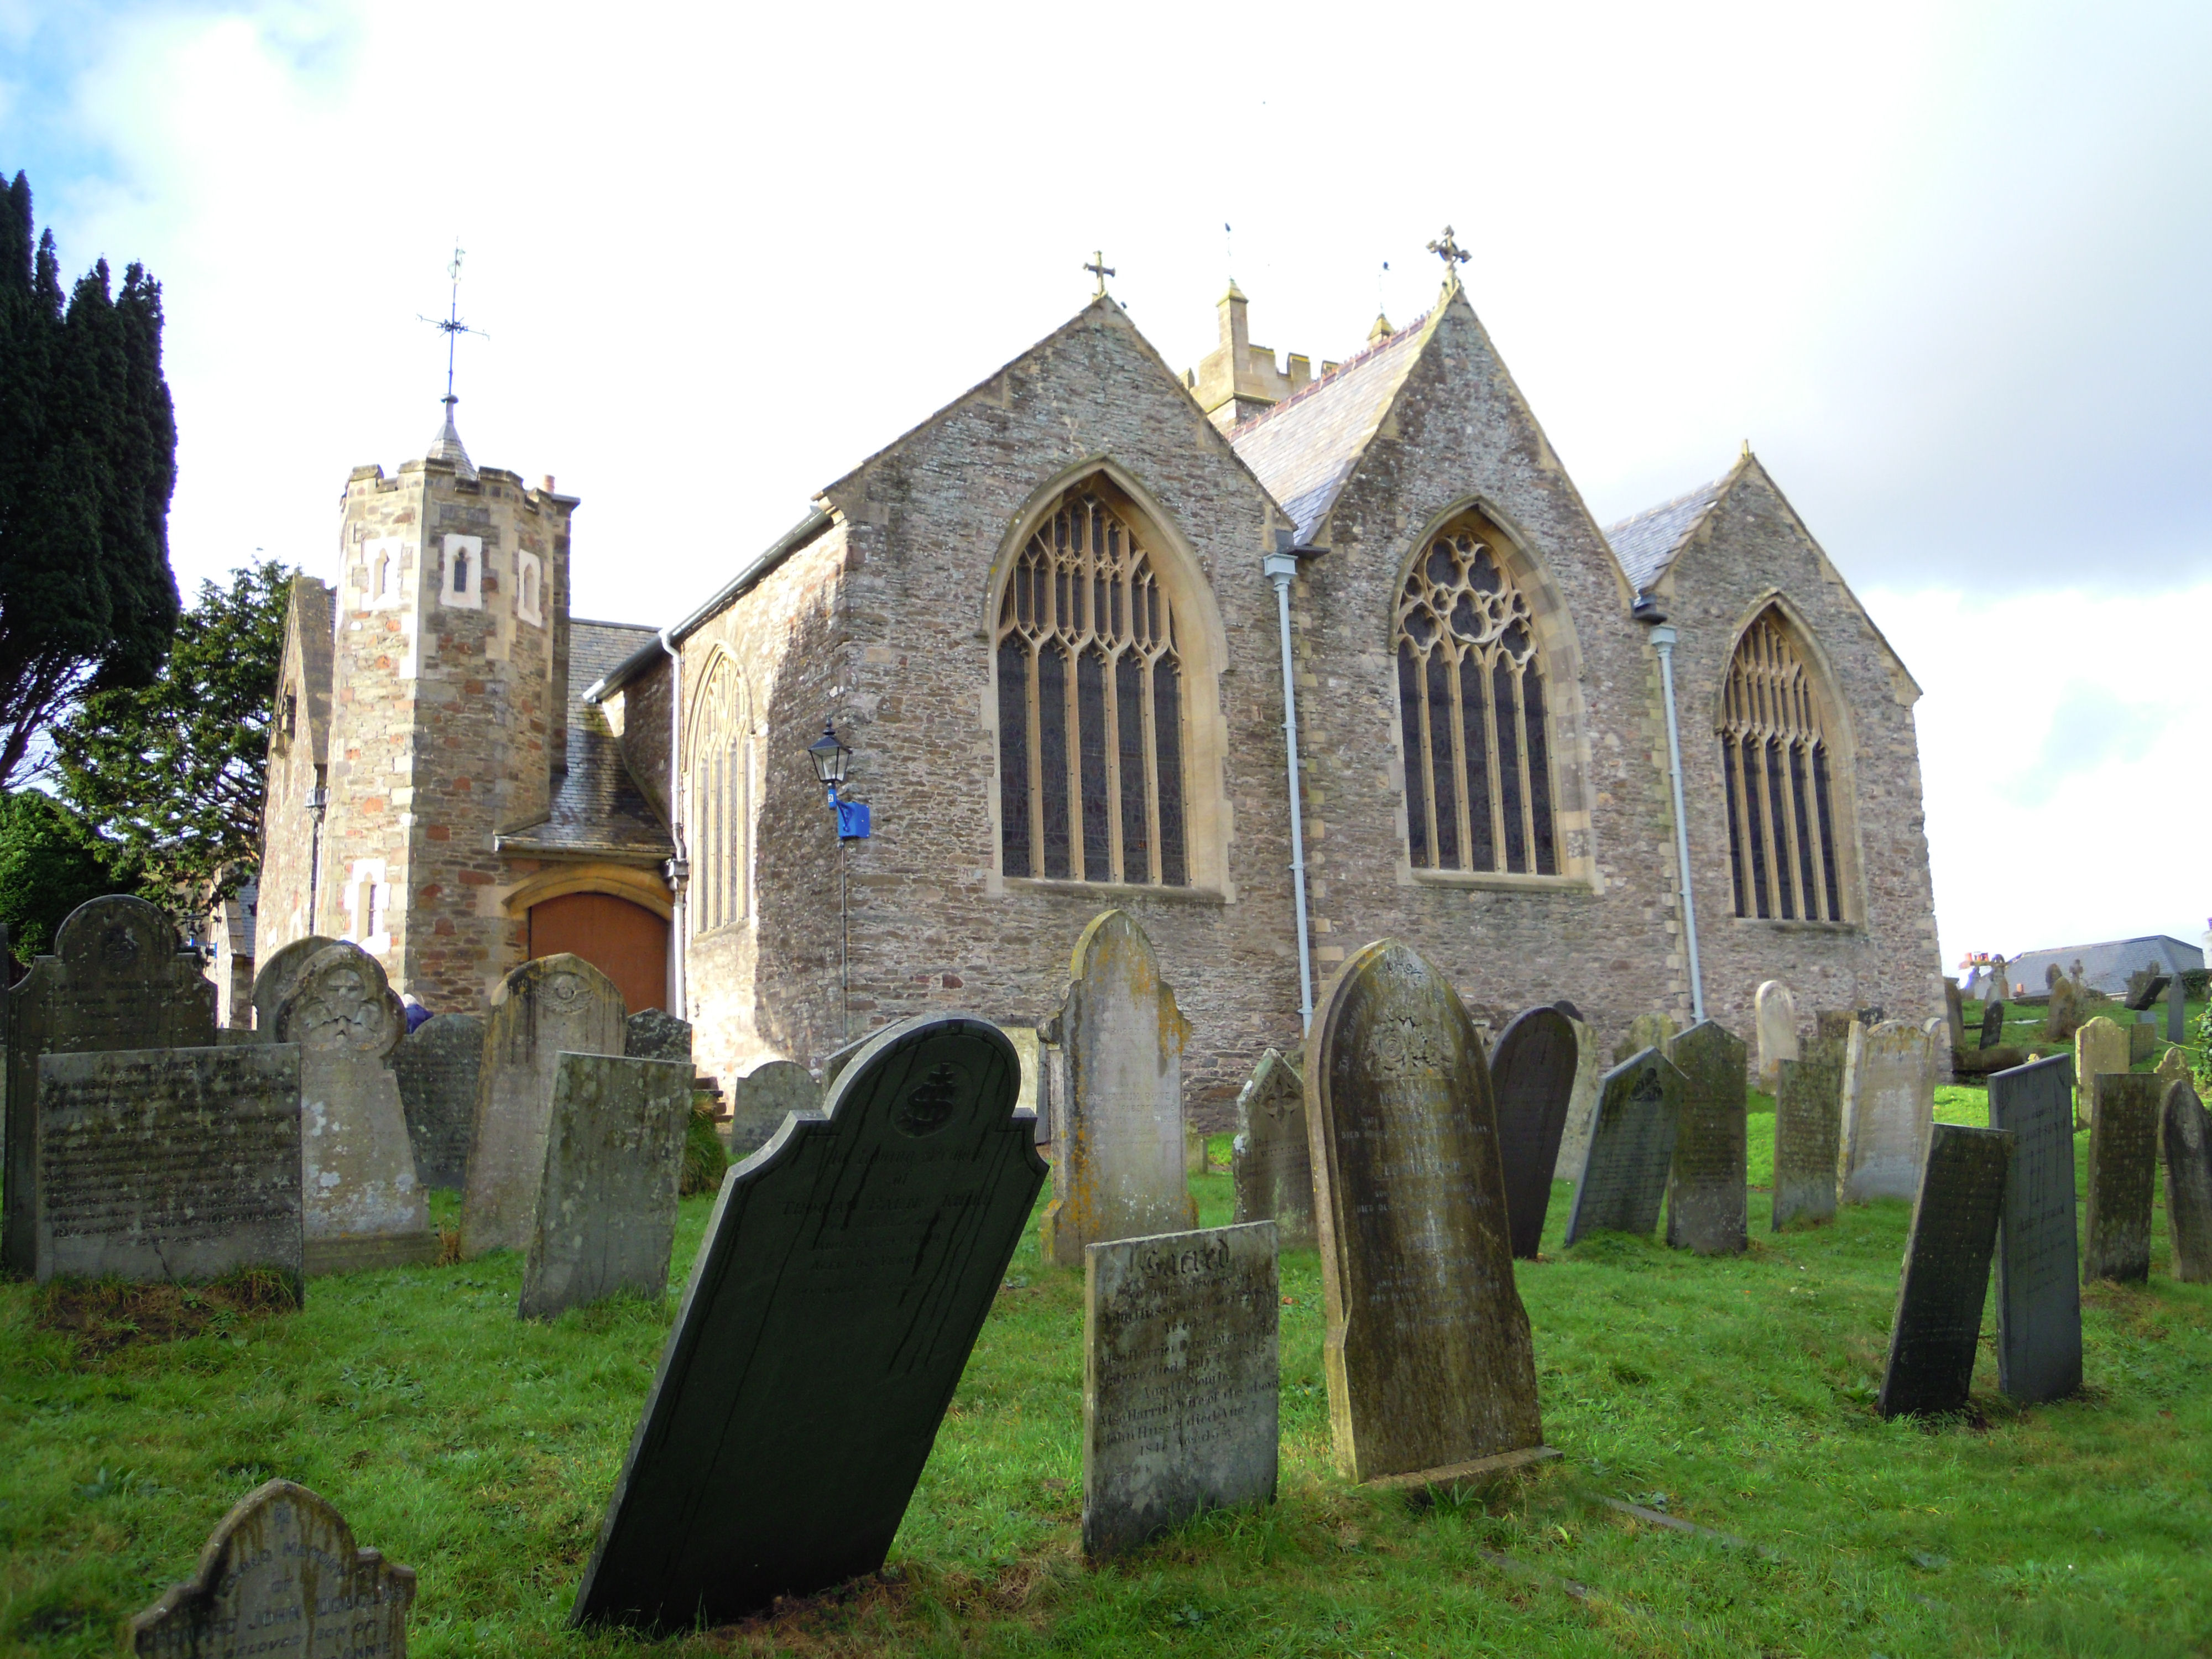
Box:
[528,891,669,1013]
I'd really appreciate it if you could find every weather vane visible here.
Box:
[1426,225,1470,285]
[419,241,488,411]
[1084,249,1116,298]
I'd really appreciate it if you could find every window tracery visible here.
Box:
[1720,608,1844,922]
[687,654,749,932]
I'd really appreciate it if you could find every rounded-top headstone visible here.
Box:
[249,932,340,1036]
[55,893,180,977]
[274,942,405,1061]
[1489,1005,1578,1259]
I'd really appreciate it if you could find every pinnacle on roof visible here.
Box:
[1368,312,1393,344]
[426,395,478,483]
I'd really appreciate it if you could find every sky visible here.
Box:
[2,0,2205,972]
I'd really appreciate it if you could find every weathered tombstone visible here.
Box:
[726,1060,818,1161]
[1755,980,1798,1092]
[1876,1122,2013,1418]
[1230,1047,1312,1248]
[1547,1011,1603,1183]
[624,1008,692,1064]
[1185,1121,1208,1177]
[128,1479,413,1657]
[1771,1046,1843,1230]
[1814,1009,1855,1048]
[520,1053,693,1321]
[568,1014,1042,1633]
[1611,1011,1677,1066]
[2128,1019,2156,1065]
[247,933,339,1039]
[1082,1221,1279,1558]
[820,1031,870,1089]
[391,1012,484,1190]
[2157,1044,2193,1090]
[4,894,218,1275]
[2162,1079,2212,1284]
[1564,1048,1683,1245]
[1987,1054,2083,1402]
[2083,1072,2161,1284]
[35,1046,303,1290]
[1979,999,2005,1051]
[1838,1020,1933,1203]
[1489,1006,1578,1258]
[1665,1021,1747,1255]
[1304,941,1546,1485]
[276,942,435,1275]
[1942,977,1967,1056]
[462,955,627,1258]
[1037,911,1196,1267]
[2125,969,2170,1012]
[2043,967,2083,1043]
[2073,1016,2129,1128]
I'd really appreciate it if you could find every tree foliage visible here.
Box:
[0,789,128,957]
[0,170,181,789]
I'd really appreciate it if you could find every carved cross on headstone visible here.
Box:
[1084,250,1116,298]
[1426,226,1470,283]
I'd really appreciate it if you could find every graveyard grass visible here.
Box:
[4,1068,2210,1654]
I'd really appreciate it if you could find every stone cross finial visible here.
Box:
[1084,251,1117,298]
[1426,226,1470,284]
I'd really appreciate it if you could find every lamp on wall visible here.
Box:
[806,722,851,800]
[806,719,868,1042]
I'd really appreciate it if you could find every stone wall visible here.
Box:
[256,578,335,972]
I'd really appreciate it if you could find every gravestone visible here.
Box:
[2073,1016,2129,1127]
[275,942,435,1275]
[1185,1121,1208,1177]
[2169,969,2190,1045]
[391,1013,484,1190]
[2162,1079,2212,1284]
[1979,999,2005,1050]
[1564,1048,1683,1245]
[4,894,218,1275]
[820,1031,870,1088]
[1987,1055,2082,1402]
[2043,967,2084,1042]
[1838,1020,1933,1203]
[520,1053,694,1321]
[2157,1044,2193,1089]
[1611,1011,1677,1066]
[2125,969,2170,1012]
[1082,1221,1279,1558]
[247,933,339,1039]
[624,1008,693,1064]
[36,1046,303,1289]
[1771,1047,1843,1230]
[726,1061,818,1161]
[1876,1122,2013,1418]
[2083,1072,2161,1284]
[1665,1021,1748,1255]
[462,954,627,1257]
[1304,941,1545,1485]
[568,1014,1042,1633]
[1037,911,1196,1267]
[1547,1011,1603,1183]
[1755,980,1798,1092]
[1814,1010,1856,1048]
[128,1478,413,1657]
[1942,977,1967,1056]
[2129,1019,2156,1065]
[1489,1006,1578,1258]
[1230,1047,1312,1248]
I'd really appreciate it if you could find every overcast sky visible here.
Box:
[4,0,2205,973]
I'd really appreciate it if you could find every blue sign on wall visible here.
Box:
[835,800,872,841]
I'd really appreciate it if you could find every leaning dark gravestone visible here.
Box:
[520,1053,693,1321]
[1876,1121,2013,1418]
[1563,1048,1683,1246]
[2163,1078,2212,1285]
[4,894,218,1276]
[1490,1006,1578,1259]
[1083,1220,1279,1558]
[129,1478,413,1656]
[392,1012,484,1190]
[36,1045,304,1290]
[1305,940,1547,1487]
[624,1007,692,1064]
[1987,1055,2083,1402]
[1665,1021,1747,1255]
[726,1060,818,1161]
[2084,1073,2162,1284]
[1230,1047,1312,1248]
[570,1014,1044,1633]
[1771,1044,1843,1230]
[1979,1000,2005,1051]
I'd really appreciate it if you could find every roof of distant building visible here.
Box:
[1995,935,2203,998]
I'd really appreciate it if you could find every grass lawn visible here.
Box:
[3,1093,2209,1657]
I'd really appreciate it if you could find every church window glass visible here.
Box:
[687,654,749,933]
[1720,608,1844,921]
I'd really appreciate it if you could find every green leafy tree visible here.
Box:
[0,170,181,789]
[0,789,128,957]
[55,559,291,912]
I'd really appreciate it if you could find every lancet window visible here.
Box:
[687,654,749,932]
[995,486,1188,886]
[1720,608,1844,922]
[1395,521,1558,875]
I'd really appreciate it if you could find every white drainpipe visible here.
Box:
[1648,623,1705,1024]
[659,627,687,1018]
[1264,550,1316,1030]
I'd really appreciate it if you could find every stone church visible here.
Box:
[258,263,1942,1118]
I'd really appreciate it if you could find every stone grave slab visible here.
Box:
[2163,1079,2212,1284]
[1771,1041,1843,1230]
[1611,1012,1676,1067]
[1230,1048,1311,1248]
[1305,940,1546,1485]
[2125,972,2170,1012]
[726,1061,818,1162]
[247,933,338,1039]
[624,1008,692,1064]
[1987,1055,2082,1402]
[1876,1122,2013,1418]
[1755,980,1798,1092]
[2083,1072,2161,1284]
[1490,1006,1578,1258]
[392,1013,484,1190]
[462,955,627,1257]
[820,1031,870,1088]
[1563,1048,1683,1246]
[36,1045,302,1289]
[2158,1045,2193,1089]
[1838,1020,1933,1203]
[1943,977,1967,1055]
[520,1053,694,1321]
[569,1014,1042,1633]
[2043,971,2084,1042]
[128,1478,412,1656]
[1979,1000,2005,1051]
[4,894,218,1275]
[1665,1021,1747,1255]
[1547,1011,1603,1183]
[1038,910,1195,1267]
[1082,1221,1279,1557]
[2074,1016,2129,1127]
[2129,1019,2156,1065]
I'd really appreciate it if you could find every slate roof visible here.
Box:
[1228,309,1436,544]
[1605,476,1728,596]
[500,619,672,862]
[1994,936,2204,1000]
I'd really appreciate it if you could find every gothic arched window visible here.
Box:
[1395,520,1558,875]
[1721,608,1844,921]
[687,654,749,933]
[996,486,1188,886]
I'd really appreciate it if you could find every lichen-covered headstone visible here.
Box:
[1037,911,1195,1267]
[1876,1123,2012,1418]
[1547,1011,1602,1183]
[1986,1053,2081,1401]
[462,954,627,1257]
[1756,980,1798,1092]
[1230,1048,1311,1248]
[2083,1072,2160,1284]
[2162,1078,2212,1284]
[1942,977,1967,1056]
[128,1478,413,1657]
[2127,1019,2156,1065]
[2157,1044,2193,1090]
[247,933,338,1039]
[1489,1006,1577,1258]
[726,1061,818,1161]
[624,1008,692,1065]
[1772,1040,1843,1230]
[2073,1016,2129,1128]
[520,1053,693,1321]
[2043,967,2084,1042]
[1082,1221,1279,1557]
[569,1014,1042,1633]
[1838,1020,1933,1203]
[1665,1021,1747,1255]
[1305,941,1545,1486]
[1611,1011,1676,1066]
[1563,1048,1682,1245]
[392,1013,484,1190]
[4,894,217,1275]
